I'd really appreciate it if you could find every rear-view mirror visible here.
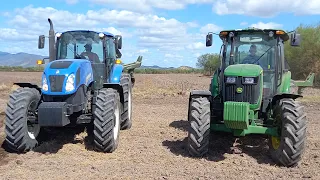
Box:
[115,35,122,49]
[206,33,213,47]
[290,32,301,46]
[38,35,45,49]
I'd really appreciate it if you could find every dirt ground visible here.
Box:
[0,72,319,180]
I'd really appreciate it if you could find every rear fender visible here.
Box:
[102,83,124,104]
[13,83,41,93]
[271,93,303,105]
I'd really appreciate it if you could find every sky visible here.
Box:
[0,0,320,68]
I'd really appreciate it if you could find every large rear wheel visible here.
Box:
[187,96,211,157]
[93,88,121,153]
[4,87,41,152]
[120,73,133,130]
[269,98,307,167]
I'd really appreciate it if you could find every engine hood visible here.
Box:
[44,59,90,76]
[42,59,93,95]
[224,64,263,77]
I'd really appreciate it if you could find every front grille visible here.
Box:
[224,76,260,104]
[49,75,65,92]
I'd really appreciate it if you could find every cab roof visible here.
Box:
[218,27,289,41]
[61,30,115,37]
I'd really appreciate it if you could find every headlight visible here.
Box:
[244,77,255,84]
[42,75,48,91]
[65,73,75,92]
[226,77,236,83]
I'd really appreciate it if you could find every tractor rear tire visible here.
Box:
[269,98,307,167]
[120,73,133,130]
[4,87,41,153]
[187,96,211,157]
[93,88,121,153]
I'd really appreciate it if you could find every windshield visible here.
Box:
[225,32,277,70]
[224,32,279,98]
[57,31,103,63]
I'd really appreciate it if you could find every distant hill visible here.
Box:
[0,51,195,70]
[0,51,46,67]
[177,66,193,70]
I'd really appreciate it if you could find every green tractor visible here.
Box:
[187,28,311,167]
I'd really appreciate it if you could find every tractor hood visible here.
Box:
[41,59,93,95]
[224,64,263,77]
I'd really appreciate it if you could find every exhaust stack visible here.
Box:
[48,18,56,62]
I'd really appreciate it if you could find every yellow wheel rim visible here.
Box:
[271,136,280,149]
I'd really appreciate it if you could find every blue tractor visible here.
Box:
[4,18,142,153]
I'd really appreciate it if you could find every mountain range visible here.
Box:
[0,51,194,69]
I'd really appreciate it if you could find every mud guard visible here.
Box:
[102,83,124,104]
[13,83,42,92]
[271,93,303,105]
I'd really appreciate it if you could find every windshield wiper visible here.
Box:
[253,46,273,64]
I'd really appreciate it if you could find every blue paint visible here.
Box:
[41,59,93,95]
[109,64,123,83]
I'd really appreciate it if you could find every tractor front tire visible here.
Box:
[187,96,211,157]
[4,87,41,153]
[93,88,121,153]
[120,73,133,130]
[269,98,307,167]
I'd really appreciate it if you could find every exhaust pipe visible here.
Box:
[48,18,56,62]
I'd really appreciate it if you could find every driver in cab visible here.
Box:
[241,44,268,69]
[81,44,100,63]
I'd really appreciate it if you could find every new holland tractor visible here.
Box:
[3,18,142,153]
[187,28,312,167]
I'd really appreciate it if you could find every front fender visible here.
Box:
[271,93,303,105]
[110,64,124,83]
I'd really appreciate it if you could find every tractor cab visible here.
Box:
[206,28,301,102]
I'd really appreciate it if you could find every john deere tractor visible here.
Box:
[187,28,310,167]
[4,18,142,153]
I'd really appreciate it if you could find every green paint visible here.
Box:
[211,124,279,137]
[278,71,291,93]
[224,64,263,77]
[223,102,250,129]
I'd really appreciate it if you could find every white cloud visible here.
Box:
[187,42,205,50]
[213,0,320,17]
[138,49,149,53]
[66,0,79,4]
[0,5,223,67]
[250,22,283,29]
[200,23,223,34]
[89,0,215,12]
[240,22,248,26]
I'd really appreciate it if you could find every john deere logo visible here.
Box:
[236,87,243,93]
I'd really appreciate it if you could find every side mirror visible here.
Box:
[38,35,45,49]
[37,57,49,65]
[206,33,213,47]
[115,35,122,49]
[290,32,301,46]
[37,59,44,65]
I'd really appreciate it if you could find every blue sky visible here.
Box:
[0,0,320,68]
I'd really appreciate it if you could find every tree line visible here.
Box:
[197,23,320,85]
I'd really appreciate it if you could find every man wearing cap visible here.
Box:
[80,44,100,63]
[242,44,260,64]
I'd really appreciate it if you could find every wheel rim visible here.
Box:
[27,100,40,140]
[128,88,132,120]
[113,101,120,141]
[271,136,280,150]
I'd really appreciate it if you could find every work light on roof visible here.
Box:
[269,31,274,37]
[56,32,62,38]
[99,33,104,38]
